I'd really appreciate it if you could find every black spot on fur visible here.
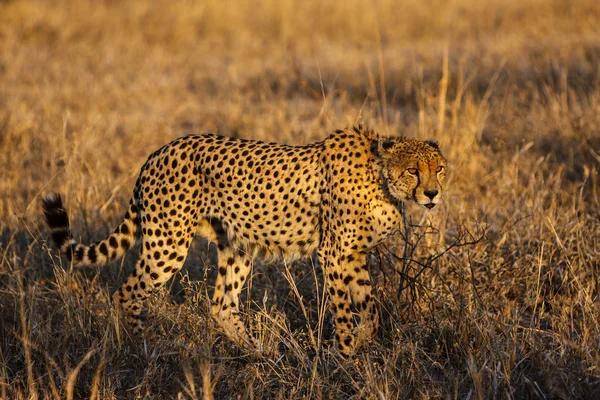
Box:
[121,239,131,251]
[88,245,97,264]
[120,223,130,235]
[65,243,76,261]
[99,242,109,256]
[75,246,85,262]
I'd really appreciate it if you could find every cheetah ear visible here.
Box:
[372,138,399,158]
[371,139,394,157]
[425,140,439,150]
[372,139,397,158]
[381,140,395,150]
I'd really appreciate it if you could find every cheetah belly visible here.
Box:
[220,199,321,261]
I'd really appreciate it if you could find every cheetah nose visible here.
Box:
[424,190,438,200]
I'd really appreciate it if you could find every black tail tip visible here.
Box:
[42,192,69,229]
[42,192,63,210]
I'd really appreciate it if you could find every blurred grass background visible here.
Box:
[1,0,600,398]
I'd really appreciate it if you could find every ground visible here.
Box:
[1,0,600,398]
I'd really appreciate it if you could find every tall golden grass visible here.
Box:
[1,0,599,398]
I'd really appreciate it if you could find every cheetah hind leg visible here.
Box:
[210,247,261,351]
[113,236,190,333]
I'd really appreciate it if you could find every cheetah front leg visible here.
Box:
[318,245,356,355]
[344,252,379,349]
[211,247,258,349]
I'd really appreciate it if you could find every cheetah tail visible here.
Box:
[42,192,140,267]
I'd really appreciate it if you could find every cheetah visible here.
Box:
[42,126,446,355]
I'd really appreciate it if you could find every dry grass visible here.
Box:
[1,0,600,398]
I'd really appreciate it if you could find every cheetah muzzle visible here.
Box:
[42,125,447,356]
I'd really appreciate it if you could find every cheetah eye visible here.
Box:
[407,168,418,175]
[436,166,445,173]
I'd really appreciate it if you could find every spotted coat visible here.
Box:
[42,126,447,355]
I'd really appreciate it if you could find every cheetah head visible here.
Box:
[374,138,447,209]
